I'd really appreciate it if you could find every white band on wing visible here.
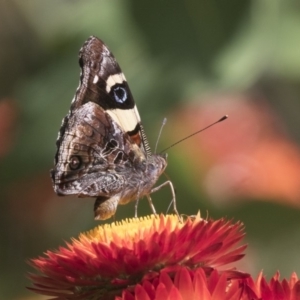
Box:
[105,73,126,93]
[107,106,141,132]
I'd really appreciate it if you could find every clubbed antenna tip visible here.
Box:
[159,114,228,154]
[218,115,228,122]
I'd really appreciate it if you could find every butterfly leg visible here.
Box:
[134,198,140,218]
[146,195,157,216]
[150,181,180,219]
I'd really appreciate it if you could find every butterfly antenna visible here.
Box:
[155,117,167,154]
[160,115,228,154]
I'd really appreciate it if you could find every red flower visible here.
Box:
[118,267,248,300]
[28,214,246,299]
[118,268,300,300]
[243,271,300,300]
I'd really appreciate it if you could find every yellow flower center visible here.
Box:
[80,214,186,244]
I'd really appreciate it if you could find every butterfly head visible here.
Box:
[145,153,168,179]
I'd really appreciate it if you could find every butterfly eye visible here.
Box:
[69,156,82,170]
[113,86,127,103]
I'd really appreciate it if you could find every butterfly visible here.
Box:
[51,36,179,220]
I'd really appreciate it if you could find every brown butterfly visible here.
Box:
[51,36,179,220]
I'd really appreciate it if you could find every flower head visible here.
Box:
[118,268,300,300]
[28,214,246,299]
[118,267,247,300]
[243,271,300,300]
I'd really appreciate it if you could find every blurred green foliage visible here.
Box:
[1,0,300,299]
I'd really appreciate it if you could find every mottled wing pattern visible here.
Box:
[52,101,130,197]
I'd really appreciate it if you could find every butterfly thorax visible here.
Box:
[119,153,167,203]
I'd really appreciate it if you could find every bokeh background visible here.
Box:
[1,0,300,299]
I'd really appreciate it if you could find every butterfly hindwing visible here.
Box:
[53,102,129,196]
